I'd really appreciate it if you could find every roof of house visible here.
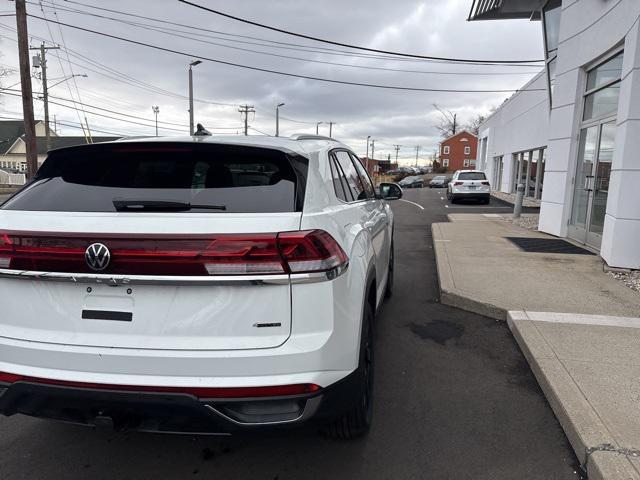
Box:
[0,121,28,154]
[439,130,478,144]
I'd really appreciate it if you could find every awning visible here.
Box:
[467,0,542,21]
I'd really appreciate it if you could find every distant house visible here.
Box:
[438,131,478,172]
[0,120,119,173]
[359,157,395,177]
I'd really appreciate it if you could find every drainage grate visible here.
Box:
[505,237,595,255]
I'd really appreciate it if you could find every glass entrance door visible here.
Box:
[568,122,615,248]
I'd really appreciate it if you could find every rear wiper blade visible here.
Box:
[113,199,226,212]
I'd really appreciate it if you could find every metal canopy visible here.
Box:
[467,0,543,21]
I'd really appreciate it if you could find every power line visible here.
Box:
[25,15,545,94]
[31,1,541,76]
[178,0,545,65]
[53,0,540,67]
[2,89,190,132]
[0,27,240,108]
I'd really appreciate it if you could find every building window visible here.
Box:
[542,0,561,106]
[512,148,547,198]
[464,146,471,155]
[443,145,450,154]
[493,156,504,190]
[469,159,476,168]
[583,52,623,121]
[442,158,449,168]
[463,159,470,168]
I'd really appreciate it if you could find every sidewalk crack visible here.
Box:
[586,443,640,459]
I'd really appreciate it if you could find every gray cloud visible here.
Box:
[0,0,544,164]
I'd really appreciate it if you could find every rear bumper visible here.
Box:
[0,369,361,434]
[450,191,490,200]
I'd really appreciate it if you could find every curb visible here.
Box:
[508,312,640,480]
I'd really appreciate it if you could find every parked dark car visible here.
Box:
[429,175,450,188]
[399,175,424,189]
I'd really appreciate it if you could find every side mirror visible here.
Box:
[379,182,403,200]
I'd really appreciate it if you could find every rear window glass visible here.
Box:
[458,172,486,180]
[3,143,307,213]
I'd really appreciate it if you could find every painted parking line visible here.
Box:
[399,199,425,210]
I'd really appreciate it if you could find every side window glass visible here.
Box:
[334,150,366,201]
[350,153,375,199]
[329,155,351,202]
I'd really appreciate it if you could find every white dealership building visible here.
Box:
[469,0,640,269]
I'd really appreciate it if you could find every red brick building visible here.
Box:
[438,130,478,172]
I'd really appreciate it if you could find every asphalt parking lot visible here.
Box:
[0,188,580,480]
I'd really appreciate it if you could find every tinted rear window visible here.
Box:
[3,143,308,213]
[458,172,486,181]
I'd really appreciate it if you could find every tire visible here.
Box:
[450,195,457,204]
[384,241,394,299]
[324,299,374,439]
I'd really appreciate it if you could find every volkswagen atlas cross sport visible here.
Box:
[447,170,491,204]
[0,134,403,438]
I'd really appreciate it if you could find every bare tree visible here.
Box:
[432,104,458,138]
[465,114,487,135]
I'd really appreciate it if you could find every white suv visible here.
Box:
[0,134,402,438]
[447,170,491,204]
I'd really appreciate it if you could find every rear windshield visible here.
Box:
[433,176,446,180]
[2,143,308,213]
[458,172,486,181]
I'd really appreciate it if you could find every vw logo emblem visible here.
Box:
[85,243,111,272]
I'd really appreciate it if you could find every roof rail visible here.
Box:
[289,134,336,142]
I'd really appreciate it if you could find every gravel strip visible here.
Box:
[501,214,539,231]
[608,270,640,293]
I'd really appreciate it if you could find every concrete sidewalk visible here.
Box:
[432,214,639,320]
[509,311,640,480]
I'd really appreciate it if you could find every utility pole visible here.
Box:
[393,144,401,165]
[30,43,59,153]
[415,145,421,167]
[188,60,201,135]
[453,113,457,136]
[316,122,323,135]
[275,102,284,137]
[328,121,334,138]
[15,0,38,179]
[152,105,160,136]
[238,105,255,136]
[370,139,375,160]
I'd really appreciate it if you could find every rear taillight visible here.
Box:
[481,181,490,186]
[278,230,348,273]
[454,181,463,186]
[0,229,348,276]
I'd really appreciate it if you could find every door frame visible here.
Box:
[567,47,623,249]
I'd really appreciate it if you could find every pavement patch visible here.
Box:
[408,320,464,346]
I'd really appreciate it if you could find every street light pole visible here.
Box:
[316,122,323,135]
[188,60,201,135]
[275,102,285,137]
[152,105,160,136]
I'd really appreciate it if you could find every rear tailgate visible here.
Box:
[0,212,300,350]
[0,141,309,351]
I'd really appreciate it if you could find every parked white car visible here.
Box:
[446,170,491,204]
[0,134,402,438]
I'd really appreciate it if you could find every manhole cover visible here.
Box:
[506,237,595,255]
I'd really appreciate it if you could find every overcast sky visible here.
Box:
[0,0,544,164]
